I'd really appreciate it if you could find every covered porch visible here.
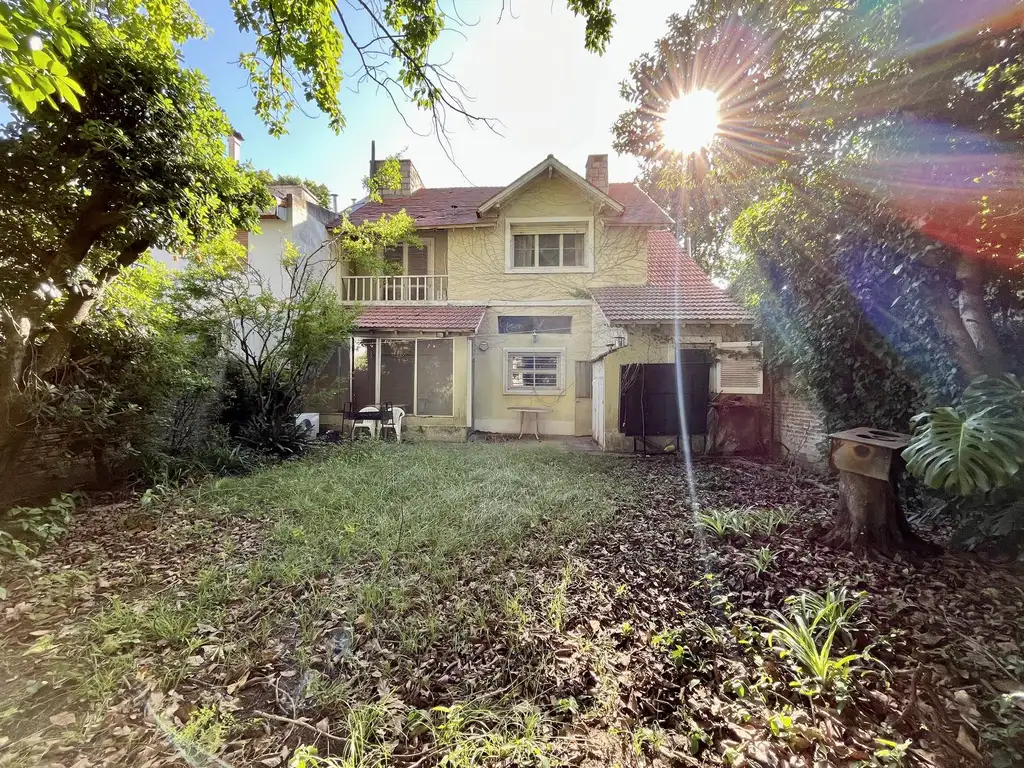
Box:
[317,305,485,441]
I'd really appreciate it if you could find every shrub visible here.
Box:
[0,494,76,560]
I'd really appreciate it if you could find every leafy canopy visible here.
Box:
[3,0,618,136]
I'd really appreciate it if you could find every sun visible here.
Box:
[661,89,721,154]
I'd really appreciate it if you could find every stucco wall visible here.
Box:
[446,176,650,301]
[249,197,332,299]
[599,324,748,452]
[471,304,593,436]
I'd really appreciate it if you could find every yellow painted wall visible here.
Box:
[471,305,593,436]
[600,325,748,452]
[447,175,650,301]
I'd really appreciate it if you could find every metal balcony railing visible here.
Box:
[339,274,448,302]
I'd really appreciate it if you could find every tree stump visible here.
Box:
[822,470,940,557]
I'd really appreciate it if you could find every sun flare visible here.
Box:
[662,89,721,154]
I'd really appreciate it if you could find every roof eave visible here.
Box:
[477,155,625,216]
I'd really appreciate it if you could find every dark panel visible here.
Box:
[619,361,711,437]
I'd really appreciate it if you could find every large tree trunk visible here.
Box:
[956,256,1005,374]
[822,470,940,557]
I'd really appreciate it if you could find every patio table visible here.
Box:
[507,406,552,441]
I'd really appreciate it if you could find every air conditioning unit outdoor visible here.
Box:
[713,342,764,394]
[295,412,320,439]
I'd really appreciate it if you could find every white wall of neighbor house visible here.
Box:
[471,303,594,436]
[249,190,334,299]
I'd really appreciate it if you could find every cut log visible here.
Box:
[821,470,940,557]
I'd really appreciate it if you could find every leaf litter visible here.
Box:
[0,447,1021,767]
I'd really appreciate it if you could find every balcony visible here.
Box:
[339,274,448,303]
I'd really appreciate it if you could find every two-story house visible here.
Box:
[321,152,756,451]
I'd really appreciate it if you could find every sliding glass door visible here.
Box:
[338,337,454,416]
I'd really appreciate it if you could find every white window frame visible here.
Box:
[350,336,455,416]
[712,341,764,395]
[505,217,594,274]
[383,237,435,274]
[503,347,565,395]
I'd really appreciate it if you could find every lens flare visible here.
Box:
[662,90,721,154]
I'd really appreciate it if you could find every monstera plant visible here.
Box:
[905,375,1024,496]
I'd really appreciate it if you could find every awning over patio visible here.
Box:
[356,305,486,332]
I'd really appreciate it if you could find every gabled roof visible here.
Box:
[477,155,624,215]
[591,231,750,324]
[346,157,673,229]
[356,305,486,332]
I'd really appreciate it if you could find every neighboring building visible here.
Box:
[322,151,759,449]
[152,133,338,296]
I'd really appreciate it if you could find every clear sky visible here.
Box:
[185,0,692,204]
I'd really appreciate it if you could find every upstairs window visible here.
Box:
[507,220,591,272]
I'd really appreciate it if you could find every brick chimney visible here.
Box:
[227,130,243,162]
[585,154,608,193]
[369,142,424,197]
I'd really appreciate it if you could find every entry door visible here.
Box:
[592,360,605,446]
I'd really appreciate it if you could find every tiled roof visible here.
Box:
[356,305,486,332]
[347,183,672,228]
[605,184,673,226]
[348,187,502,228]
[591,231,750,324]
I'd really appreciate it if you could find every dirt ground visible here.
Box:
[1,448,1022,767]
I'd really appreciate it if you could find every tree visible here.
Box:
[271,174,331,208]
[613,0,1024,554]
[182,206,416,454]
[0,11,272,488]
[3,0,617,143]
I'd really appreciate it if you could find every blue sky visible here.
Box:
[185,0,692,203]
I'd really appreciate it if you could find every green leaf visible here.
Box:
[905,406,1024,496]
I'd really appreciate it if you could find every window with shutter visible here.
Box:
[504,349,564,393]
[713,342,764,394]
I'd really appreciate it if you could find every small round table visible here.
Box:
[507,406,552,441]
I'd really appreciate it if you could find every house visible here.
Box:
[319,150,758,450]
[152,133,339,294]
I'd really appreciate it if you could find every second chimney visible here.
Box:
[585,154,608,193]
[227,131,243,162]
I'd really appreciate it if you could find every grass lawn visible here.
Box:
[1,442,1022,767]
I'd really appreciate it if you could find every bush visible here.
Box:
[0,494,76,561]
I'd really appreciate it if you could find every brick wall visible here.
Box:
[1,433,95,508]
[771,377,828,467]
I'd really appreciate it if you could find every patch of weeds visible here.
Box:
[698,505,796,538]
[764,588,869,700]
[748,546,774,578]
[0,494,76,561]
[165,706,241,763]
[422,701,556,767]
[980,692,1024,768]
[631,724,665,757]
[547,559,577,632]
[783,584,867,647]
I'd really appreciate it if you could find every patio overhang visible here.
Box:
[356,305,486,333]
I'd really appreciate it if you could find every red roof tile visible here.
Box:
[347,183,672,228]
[591,231,750,324]
[357,305,486,331]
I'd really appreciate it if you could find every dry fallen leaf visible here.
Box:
[49,711,77,728]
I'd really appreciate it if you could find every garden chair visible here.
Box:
[351,405,382,440]
[379,406,406,443]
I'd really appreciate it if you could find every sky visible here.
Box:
[184,0,693,204]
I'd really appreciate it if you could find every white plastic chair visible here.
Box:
[379,406,406,443]
[351,406,380,440]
